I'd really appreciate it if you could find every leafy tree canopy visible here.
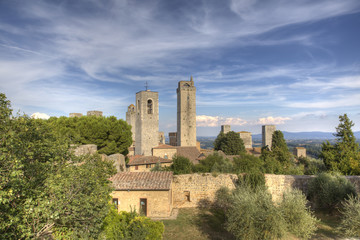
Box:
[46,115,133,155]
[320,114,360,175]
[171,155,193,175]
[214,131,246,155]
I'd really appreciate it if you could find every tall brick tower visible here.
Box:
[262,125,276,150]
[135,90,159,156]
[177,76,196,146]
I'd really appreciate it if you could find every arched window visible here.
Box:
[147,99,153,114]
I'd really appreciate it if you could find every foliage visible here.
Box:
[102,208,164,240]
[237,171,266,190]
[320,114,360,175]
[271,130,293,167]
[233,153,264,174]
[298,156,326,175]
[171,155,193,175]
[225,186,286,240]
[280,189,318,239]
[47,115,133,155]
[214,131,246,155]
[0,93,115,239]
[338,196,360,238]
[194,152,233,173]
[307,172,357,211]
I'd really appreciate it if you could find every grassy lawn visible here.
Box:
[162,208,343,240]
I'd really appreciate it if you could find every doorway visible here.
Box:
[140,198,147,216]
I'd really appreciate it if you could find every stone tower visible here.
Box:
[126,104,136,142]
[221,125,231,134]
[177,77,196,147]
[135,90,159,156]
[238,131,252,149]
[262,125,276,150]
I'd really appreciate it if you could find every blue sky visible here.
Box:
[0,0,359,136]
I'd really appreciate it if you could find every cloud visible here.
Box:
[196,115,247,127]
[257,116,291,125]
[31,112,50,120]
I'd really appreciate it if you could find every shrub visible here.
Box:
[307,172,357,210]
[338,196,360,238]
[102,208,164,240]
[233,153,264,173]
[171,155,193,175]
[225,186,286,240]
[280,190,318,239]
[237,171,266,190]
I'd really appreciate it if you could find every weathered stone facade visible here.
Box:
[69,113,83,117]
[238,131,252,148]
[169,132,177,146]
[135,90,159,156]
[72,144,97,156]
[262,125,276,149]
[152,145,177,159]
[126,104,136,142]
[159,131,165,144]
[221,125,231,134]
[293,147,306,158]
[87,110,103,117]
[177,78,196,147]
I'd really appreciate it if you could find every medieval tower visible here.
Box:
[126,104,136,142]
[135,90,159,156]
[177,77,196,146]
[262,125,276,150]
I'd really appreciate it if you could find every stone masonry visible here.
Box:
[177,77,196,147]
[87,110,103,117]
[262,125,276,149]
[221,125,231,134]
[126,104,136,142]
[135,90,159,156]
[238,131,252,148]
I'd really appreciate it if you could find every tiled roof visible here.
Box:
[295,147,306,149]
[176,146,202,164]
[152,144,177,149]
[128,155,172,166]
[110,172,173,190]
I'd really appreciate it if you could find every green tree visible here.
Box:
[214,131,245,155]
[271,130,292,167]
[0,93,116,239]
[47,115,132,155]
[171,155,193,175]
[320,114,360,175]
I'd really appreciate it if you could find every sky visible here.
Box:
[0,0,360,136]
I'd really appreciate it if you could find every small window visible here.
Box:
[135,165,138,170]
[112,198,119,209]
[147,99,153,114]
[184,191,190,202]
[164,153,168,159]
[146,164,151,168]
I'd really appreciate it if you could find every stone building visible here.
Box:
[221,125,231,134]
[169,132,177,146]
[177,77,196,147]
[152,144,178,160]
[158,132,165,145]
[293,147,306,158]
[87,110,103,117]
[135,90,159,156]
[126,104,136,142]
[110,172,173,218]
[127,155,172,172]
[238,131,252,148]
[262,125,276,149]
[69,113,83,118]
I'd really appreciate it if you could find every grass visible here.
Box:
[162,208,343,240]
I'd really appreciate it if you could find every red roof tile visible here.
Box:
[110,172,173,190]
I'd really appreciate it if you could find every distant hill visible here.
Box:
[252,131,360,140]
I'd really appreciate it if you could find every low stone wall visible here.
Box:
[172,173,360,207]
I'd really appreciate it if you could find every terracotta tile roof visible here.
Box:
[176,146,202,164]
[152,144,177,149]
[128,155,172,166]
[110,172,173,190]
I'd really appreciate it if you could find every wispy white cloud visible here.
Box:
[257,116,291,125]
[196,115,247,127]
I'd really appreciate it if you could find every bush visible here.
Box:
[225,186,286,240]
[280,190,318,239]
[102,208,164,240]
[171,155,193,175]
[338,196,360,238]
[233,154,264,173]
[237,171,266,190]
[307,172,357,210]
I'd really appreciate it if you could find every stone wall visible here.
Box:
[171,173,360,207]
[152,148,177,159]
[72,144,97,156]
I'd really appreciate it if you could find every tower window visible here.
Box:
[147,99,153,114]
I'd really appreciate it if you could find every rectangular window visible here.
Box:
[112,198,119,209]
[135,165,138,170]
[146,164,151,168]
